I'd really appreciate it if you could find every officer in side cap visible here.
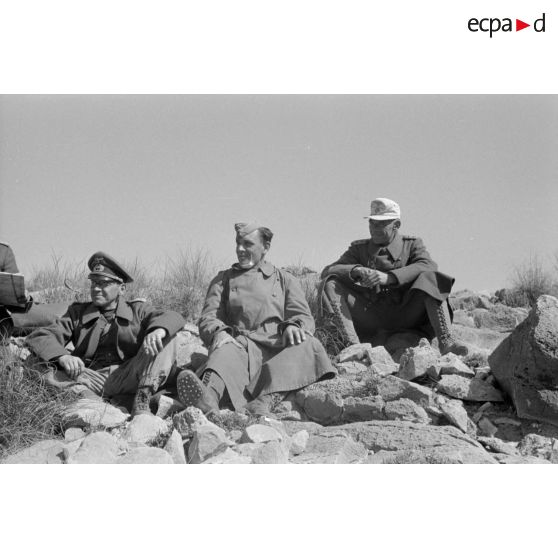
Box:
[319,198,468,356]
[174,222,336,417]
[26,251,186,415]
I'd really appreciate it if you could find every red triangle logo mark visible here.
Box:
[516,19,530,31]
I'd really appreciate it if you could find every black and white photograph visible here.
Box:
[1,2,556,557]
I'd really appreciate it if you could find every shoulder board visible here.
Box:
[402,235,417,241]
[350,239,369,246]
[129,297,147,303]
[0,241,10,247]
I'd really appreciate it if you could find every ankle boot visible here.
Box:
[177,370,220,414]
[245,394,275,418]
[132,386,154,416]
[424,297,469,357]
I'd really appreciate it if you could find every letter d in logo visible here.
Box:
[534,13,546,32]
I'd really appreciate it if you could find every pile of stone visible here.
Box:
[3,296,558,464]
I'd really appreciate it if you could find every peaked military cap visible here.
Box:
[87,251,134,283]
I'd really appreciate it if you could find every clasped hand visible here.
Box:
[352,267,391,289]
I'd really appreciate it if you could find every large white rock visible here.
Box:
[437,375,504,402]
[67,431,119,464]
[397,339,440,381]
[2,440,66,464]
[437,353,475,378]
[187,423,231,464]
[240,424,283,444]
[122,414,169,445]
[63,399,129,429]
[117,447,174,464]
[204,448,252,464]
[164,429,187,464]
[489,296,558,426]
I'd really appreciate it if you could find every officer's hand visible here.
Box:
[58,355,85,380]
[210,331,243,353]
[143,328,167,356]
[357,268,381,289]
[282,325,307,347]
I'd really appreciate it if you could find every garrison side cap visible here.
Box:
[87,251,134,283]
[234,222,267,237]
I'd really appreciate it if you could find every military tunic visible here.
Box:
[320,232,454,337]
[199,261,336,410]
[26,297,186,395]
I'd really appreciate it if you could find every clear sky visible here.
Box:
[1,94,557,292]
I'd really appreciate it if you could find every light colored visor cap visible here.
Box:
[365,198,401,220]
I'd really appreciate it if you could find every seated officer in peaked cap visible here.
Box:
[319,198,468,356]
[176,222,336,417]
[26,251,186,415]
[0,241,65,338]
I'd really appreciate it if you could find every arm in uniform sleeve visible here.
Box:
[25,304,77,362]
[0,244,19,273]
[139,302,186,338]
[389,237,438,286]
[197,271,233,346]
[278,271,316,335]
[320,242,366,282]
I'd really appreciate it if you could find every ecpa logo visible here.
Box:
[468,13,546,38]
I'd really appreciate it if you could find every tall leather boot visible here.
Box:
[321,279,361,348]
[424,297,469,356]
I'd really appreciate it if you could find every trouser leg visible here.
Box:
[424,295,468,356]
[102,335,182,415]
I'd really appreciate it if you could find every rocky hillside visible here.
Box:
[3,293,558,464]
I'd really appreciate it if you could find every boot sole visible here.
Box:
[177,370,205,407]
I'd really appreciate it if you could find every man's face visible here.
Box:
[368,219,400,245]
[90,277,125,309]
[236,230,269,269]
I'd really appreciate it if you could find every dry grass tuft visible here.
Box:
[0,344,77,460]
[501,253,558,307]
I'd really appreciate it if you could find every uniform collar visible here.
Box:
[231,260,274,277]
[368,232,403,261]
[82,297,133,324]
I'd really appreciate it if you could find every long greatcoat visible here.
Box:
[198,261,335,409]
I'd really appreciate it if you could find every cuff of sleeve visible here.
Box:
[46,350,71,363]
[212,325,233,340]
